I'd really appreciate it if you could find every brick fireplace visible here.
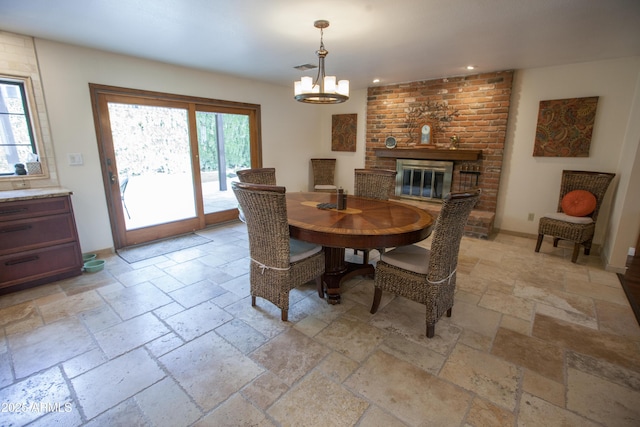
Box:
[365,71,514,238]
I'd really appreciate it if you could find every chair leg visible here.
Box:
[316,276,324,298]
[584,240,592,255]
[571,243,581,263]
[362,249,370,265]
[370,287,382,314]
[553,238,560,247]
[281,310,288,322]
[535,234,544,252]
[251,296,256,306]
[446,308,452,317]
[427,324,435,338]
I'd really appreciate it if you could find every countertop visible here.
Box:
[0,187,73,202]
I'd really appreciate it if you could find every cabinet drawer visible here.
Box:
[0,214,78,256]
[0,243,82,289]
[0,197,70,222]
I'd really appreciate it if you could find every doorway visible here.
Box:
[89,84,262,249]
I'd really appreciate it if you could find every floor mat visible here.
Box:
[117,233,211,263]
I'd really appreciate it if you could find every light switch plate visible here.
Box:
[68,153,83,166]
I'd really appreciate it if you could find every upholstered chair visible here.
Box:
[371,189,480,338]
[353,168,397,264]
[311,158,337,192]
[232,181,325,321]
[535,170,615,263]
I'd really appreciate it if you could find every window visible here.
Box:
[0,76,40,176]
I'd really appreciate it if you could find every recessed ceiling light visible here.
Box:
[466,65,475,70]
[373,78,380,83]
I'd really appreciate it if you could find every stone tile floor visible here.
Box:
[1,221,640,426]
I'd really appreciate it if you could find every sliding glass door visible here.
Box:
[90,85,261,248]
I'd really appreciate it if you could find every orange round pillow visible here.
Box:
[561,190,597,217]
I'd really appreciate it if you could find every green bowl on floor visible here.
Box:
[82,253,97,262]
[84,259,105,273]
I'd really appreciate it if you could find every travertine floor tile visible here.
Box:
[195,393,275,427]
[269,370,368,427]
[491,327,564,382]
[518,393,599,427]
[94,312,169,357]
[135,377,201,427]
[99,281,172,320]
[466,396,515,427]
[241,372,289,410]
[315,315,386,362]
[72,348,164,419]
[440,343,520,410]
[164,300,232,341]
[9,317,94,378]
[346,350,472,426]
[160,330,263,411]
[0,367,73,426]
[250,328,330,385]
[567,368,640,426]
[533,313,640,373]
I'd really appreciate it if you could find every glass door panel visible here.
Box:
[196,111,250,215]
[108,102,196,230]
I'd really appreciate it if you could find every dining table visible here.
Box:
[286,192,434,304]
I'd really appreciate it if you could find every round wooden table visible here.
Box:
[286,192,434,303]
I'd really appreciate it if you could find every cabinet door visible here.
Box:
[0,214,77,256]
[0,243,82,289]
[0,197,70,221]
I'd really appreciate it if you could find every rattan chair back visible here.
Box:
[237,167,276,185]
[354,169,397,200]
[555,170,615,222]
[311,158,336,190]
[427,189,481,286]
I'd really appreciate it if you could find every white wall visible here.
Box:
[496,57,640,269]
[32,38,323,253]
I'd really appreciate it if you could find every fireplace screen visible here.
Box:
[396,159,453,202]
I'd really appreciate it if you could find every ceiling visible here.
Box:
[1,0,639,91]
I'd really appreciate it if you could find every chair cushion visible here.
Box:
[290,238,322,263]
[561,190,597,217]
[542,212,594,224]
[315,184,337,191]
[380,244,430,274]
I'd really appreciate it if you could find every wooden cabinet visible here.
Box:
[0,193,83,293]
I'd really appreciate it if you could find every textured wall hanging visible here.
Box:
[331,113,357,152]
[533,96,599,157]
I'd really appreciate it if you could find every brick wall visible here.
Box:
[365,71,514,216]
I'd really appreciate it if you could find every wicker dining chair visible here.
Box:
[311,158,337,192]
[235,167,277,222]
[237,167,277,185]
[353,168,397,264]
[535,170,615,263]
[371,189,480,338]
[232,181,325,321]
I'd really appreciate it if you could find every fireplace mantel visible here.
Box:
[375,148,481,161]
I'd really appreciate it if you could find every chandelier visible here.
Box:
[294,20,349,104]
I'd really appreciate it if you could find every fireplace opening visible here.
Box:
[396,159,453,202]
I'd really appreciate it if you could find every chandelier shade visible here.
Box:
[294,20,349,104]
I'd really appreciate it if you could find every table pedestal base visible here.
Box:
[322,247,375,304]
